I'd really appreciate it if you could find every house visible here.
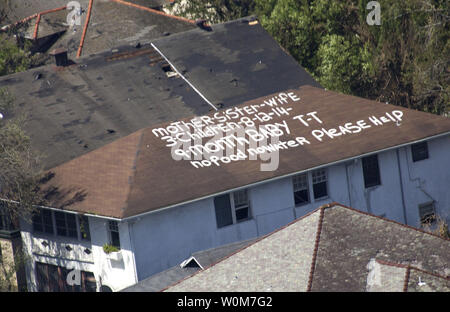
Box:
[16,83,450,292]
[163,203,450,292]
[0,17,322,291]
[1,0,194,60]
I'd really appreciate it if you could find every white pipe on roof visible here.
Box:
[150,42,218,111]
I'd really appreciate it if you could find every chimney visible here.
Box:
[50,48,68,67]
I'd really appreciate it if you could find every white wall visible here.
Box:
[20,215,137,292]
[89,217,137,292]
[19,216,96,292]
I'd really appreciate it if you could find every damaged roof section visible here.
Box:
[163,204,450,292]
[152,17,322,108]
[0,18,321,171]
[1,0,195,60]
[77,0,195,58]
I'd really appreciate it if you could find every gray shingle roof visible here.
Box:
[0,18,318,170]
[164,203,450,292]
[121,239,257,292]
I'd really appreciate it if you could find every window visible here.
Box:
[233,190,250,221]
[32,209,54,235]
[214,190,251,228]
[32,209,90,242]
[411,142,429,162]
[312,169,328,199]
[35,262,96,292]
[55,211,78,238]
[79,215,91,241]
[108,221,120,249]
[419,202,436,226]
[293,174,309,206]
[362,155,381,188]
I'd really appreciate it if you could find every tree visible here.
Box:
[0,34,32,76]
[0,243,29,292]
[0,88,45,223]
[166,0,256,24]
[171,0,449,115]
[257,0,449,115]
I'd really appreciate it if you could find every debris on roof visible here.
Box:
[0,18,320,172]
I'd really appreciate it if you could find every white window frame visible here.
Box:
[32,208,91,242]
[230,189,251,223]
[108,220,121,249]
[292,173,310,206]
[214,189,252,228]
[312,169,328,200]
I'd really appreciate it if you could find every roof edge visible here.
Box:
[160,207,323,292]
[306,205,325,292]
[120,129,146,218]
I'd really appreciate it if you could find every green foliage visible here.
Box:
[255,0,449,115]
[0,89,45,222]
[0,87,15,116]
[176,0,449,115]
[0,34,31,76]
[0,245,30,292]
[316,34,374,94]
[172,0,256,24]
[103,244,120,254]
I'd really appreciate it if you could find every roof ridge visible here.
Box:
[324,202,450,242]
[306,205,326,292]
[122,129,146,218]
[161,207,323,292]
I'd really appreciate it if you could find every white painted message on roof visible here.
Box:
[151,91,404,171]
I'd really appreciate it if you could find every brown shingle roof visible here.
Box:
[43,129,143,217]
[42,85,450,218]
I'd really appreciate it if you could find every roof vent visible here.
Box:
[50,48,68,67]
[180,256,203,269]
[195,19,212,31]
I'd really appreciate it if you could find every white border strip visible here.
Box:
[151,42,218,111]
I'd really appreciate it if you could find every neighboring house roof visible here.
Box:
[368,259,450,292]
[39,85,450,218]
[1,0,194,60]
[121,239,256,292]
[163,203,450,292]
[0,17,318,171]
